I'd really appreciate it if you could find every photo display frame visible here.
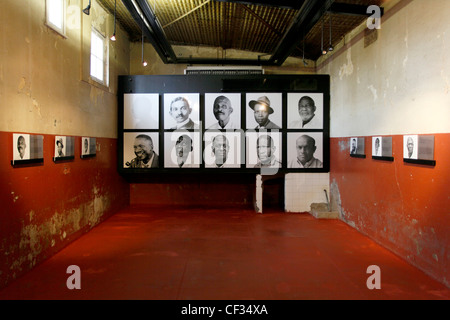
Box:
[118,74,330,175]
[53,136,75,162]
[372,136,394,161]
[81,137,96,158]
[11,133,44,166]
[349,137,366,158]
[403,135,436,166]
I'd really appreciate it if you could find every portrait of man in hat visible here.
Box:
[247,94,282,129]
[55,137,65,157]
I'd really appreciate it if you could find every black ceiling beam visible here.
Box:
[123,0,282,66]
[121,0,177,64]
[327,2,384,17]
[212,0,304,10]
[121,0,170,63]
[176,57,276,66]
[269,0,335,66]
[135,0,178,63]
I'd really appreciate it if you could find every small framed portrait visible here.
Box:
[204,131,243,168]
[204,93,241,130]
[403,135,418,160]
[245,131,282,169]
[124,93,159,129]
[81,137,96,157]
[246,93,282,130]
[350,137,358,155]
[372,136,382,157]
[349,137,365,157]
[287,93,323,129]
[287,132,323,169]
[164,93,200,130]
[164,131,201,168]
[13,133,30,161]
[54,136,75,160]
[12,134,44,165]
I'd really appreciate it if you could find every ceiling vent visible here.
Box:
[184,66,264,75]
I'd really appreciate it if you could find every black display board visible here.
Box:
[118,74,330,176]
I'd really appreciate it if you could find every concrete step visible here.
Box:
[310,203,339,219]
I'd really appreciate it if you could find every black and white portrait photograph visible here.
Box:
[204,93,241,130]
[372,136,382,157]
[82,137,89,156]
[203,131,242,168]
[123,132,159,168]
[54,136,75,160]
[245,132,282,169]
[82,137,96,156]
[246,93,282,129]
[287,132,323,168]
[124,93,159,130]
[164,93,200,130]
[55,136,66,158]
[164,131,201,168]
[13,133,30,161]
[403,135,418,160]
[287,93,323,129]
[350,137,358,155]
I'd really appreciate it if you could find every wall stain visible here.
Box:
[7,193,112,283]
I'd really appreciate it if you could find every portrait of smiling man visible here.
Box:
[127,134,159,168]
[288,93,323,129]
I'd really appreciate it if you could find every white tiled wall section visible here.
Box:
[285,173,330,212]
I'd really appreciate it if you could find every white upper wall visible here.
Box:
[318,0,450,138]
[0,0,130,138]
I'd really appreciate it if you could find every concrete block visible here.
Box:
[310,203,339,219]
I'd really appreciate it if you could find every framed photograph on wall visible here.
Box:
[13,133,30,161]
[12,133,44,165]
[124,93,159,130]
[403,135,418,160]
[123,132,159,168]
[403,135,436,166]
[245,131,282,169]
[54,136,75,161]
[203,131,243,168]
[163,93,200,130]
[245,93,282,130]
[349,137,365,158]
[164,131,201,168]
[204,93,241,130]
[287,93,324,129]
[287,132,324,169]
[81,137,96,158]
[372,136,393,161]
[372,136,382,157]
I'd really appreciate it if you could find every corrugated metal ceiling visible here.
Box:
[96,0,384,64]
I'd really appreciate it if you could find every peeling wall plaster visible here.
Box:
[321,0,450,288]
[0,0,130,289]
[319,0,450,137]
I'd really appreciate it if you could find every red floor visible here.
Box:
[0,205,449,300]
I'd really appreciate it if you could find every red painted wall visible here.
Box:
[330,133,449,286]
[0,131,129,289]
[130,174,255,208]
